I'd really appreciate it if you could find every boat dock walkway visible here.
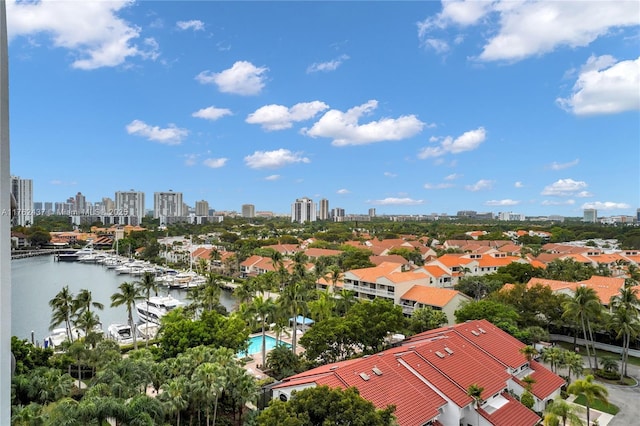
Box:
[11,249,67,260]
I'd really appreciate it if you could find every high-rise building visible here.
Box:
[101,197,115,214]
[291,197,317,223]
[115,190,145,221]
[637,208,640,223]
[74,192,86,213]
[242,204,255,218]
[319,198,330,221]
[331,207,345,222]
[195,200,210,216]
[10,176,33,226]
[368,208,376,218]
[154,190,184,219]
[583,208,598,223]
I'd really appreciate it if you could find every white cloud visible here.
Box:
[196,61,268,96]
[485,199,520,206]
[8,0,158,70]
[384,172,397,178]
[336,189,350,194]
[581,201,631,210]
[203,158,227,168]
[126,120,188,145]
[424,183,454,190]
[541,178,588,196]
[302,100,425,146]
[418,127,486,159]
[557,55,640,115]
[541,199,576,206]
[514,181,524,188]
[246,101,329,131]
[307,54,350,73]
[176,20,205,31]
[444,173,462,181]
[548,159,580,170]
[465,179,494,192]
[244,149,310,169]
[423,38,450,54]
[418,1,639,62]
[368,197,424,206]
[184,154,198,166]
[264,174,281,181]
[575,191,593,198]
[192,106,233,121]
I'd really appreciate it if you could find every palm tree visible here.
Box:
[325,265,342,293]
[193,362,224,426]
[278,279,311,354]
[609,284,640,377]
[201,272,223,312]
[49,285,76,342]
[247,295,277,368]
[563,351,584,382]
[466,383,484,426]
[544,395,584,426]
[161,377,189,426]
[73,288,104,338]
[136,271,159,347]
[567,374,608,426]
[110,281,142,350]
[519,345,538,363]
[562,286,602,370]
[543,347,563,374]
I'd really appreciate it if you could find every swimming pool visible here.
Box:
[240,335,291,357]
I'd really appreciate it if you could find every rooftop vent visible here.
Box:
[444,347,454,355]
[478,327,487,334]
[471,330,480,336]
[330,366,339,371]
[359,372,370,381]
[372,367,383,376]
[435,351,445,358]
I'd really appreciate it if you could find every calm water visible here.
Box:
[11,255,236,345]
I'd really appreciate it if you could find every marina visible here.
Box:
[11,254,236,346]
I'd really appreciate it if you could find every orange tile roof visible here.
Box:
[304,247,342,258]
[526,276,625,305]
[400,286,468,308]
[480,392,540,426]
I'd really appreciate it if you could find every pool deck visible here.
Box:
[241,329,305,380]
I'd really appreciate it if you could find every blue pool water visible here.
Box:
[240,335,290,356]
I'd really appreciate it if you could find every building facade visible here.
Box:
[195,200,210,217]
[154,191,184,220]
[10,175,33,226]
[115,190,146,222]
[583,208,598,223]
[291,197,316,223]
[242,204,255,218]
[318,198,329,221]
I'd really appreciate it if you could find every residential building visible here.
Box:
[331,207,345,222]
[583,208,597,223]
[318,198,329,221]
[154,190,184,220]
[368,207,376,218]
[195,200,210,216]
[115,190,145,221]
[498,211,525,221]
[74,192,86,213]
[272,319,564,426]
[10,175,33,226]
[242,204,255,218]
[291,197,316,223]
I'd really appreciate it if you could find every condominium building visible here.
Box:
[318,198,329,221]
[291,197,316,223]
[10,175,33,226]
[331,207,345,222]
[115,190,146,221]
[368,208,376,218]
[154,191,184,219]
[242,204,255,218]
[195,200,210,216]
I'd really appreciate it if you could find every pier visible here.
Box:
[11,249,68,260]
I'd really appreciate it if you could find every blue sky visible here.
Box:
[6,0,640,217]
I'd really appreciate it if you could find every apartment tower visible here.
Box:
[291,197,316,223]
[242,204,255,218]
[115,190,146,221]
[319,198,330,221]
[154,190,184,219]
[10,176,33,226]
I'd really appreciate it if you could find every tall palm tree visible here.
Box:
[73,288,104,337]
[466,383,484,426]
[248,295,277,368]
[136,272,159,347]
[544,395,584,426]
[562,286,602,370]
[519,345,538,363]
[202,272,223,312]
[563,351,584,382]
[161,377,189,426]
[567,374,608,426]
[608,305,640,377]
[278,279,311,354]
[49,285,76,342]
[193,362,224,426]
[110,281,143,350]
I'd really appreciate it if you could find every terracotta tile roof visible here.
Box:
[304,247,342,258]
[527,276,625,305]
[525,360,566,399]
[435,253,475,268]
[370,255,408,266]
[480,392,540,426]
[419,264,451,278]
[476,255,522,268]
[400,286,469,308]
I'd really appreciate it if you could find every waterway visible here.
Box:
[11,255,237,346]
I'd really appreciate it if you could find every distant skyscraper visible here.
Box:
[368,208,376,218]
[291,197,317,223]
[583,208,598,223]
[637,208,640,223]
[154,190,184,219]
[10,176,33,226]
[44,202,53,214]
[242,204,255,218]
[196,200,210,216]
[319,198,329,221]
[74,192,86,213]
[102,197,115,214]
[331,207,345,222]
[115,190,145,221]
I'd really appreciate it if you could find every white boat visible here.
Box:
[57,242,95,262]
[137,322,160,340]
[136,295,184,325]
[107,323,136,345]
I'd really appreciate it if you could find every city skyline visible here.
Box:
[6,1,639,218]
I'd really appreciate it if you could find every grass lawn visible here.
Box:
[572,395,620,415]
